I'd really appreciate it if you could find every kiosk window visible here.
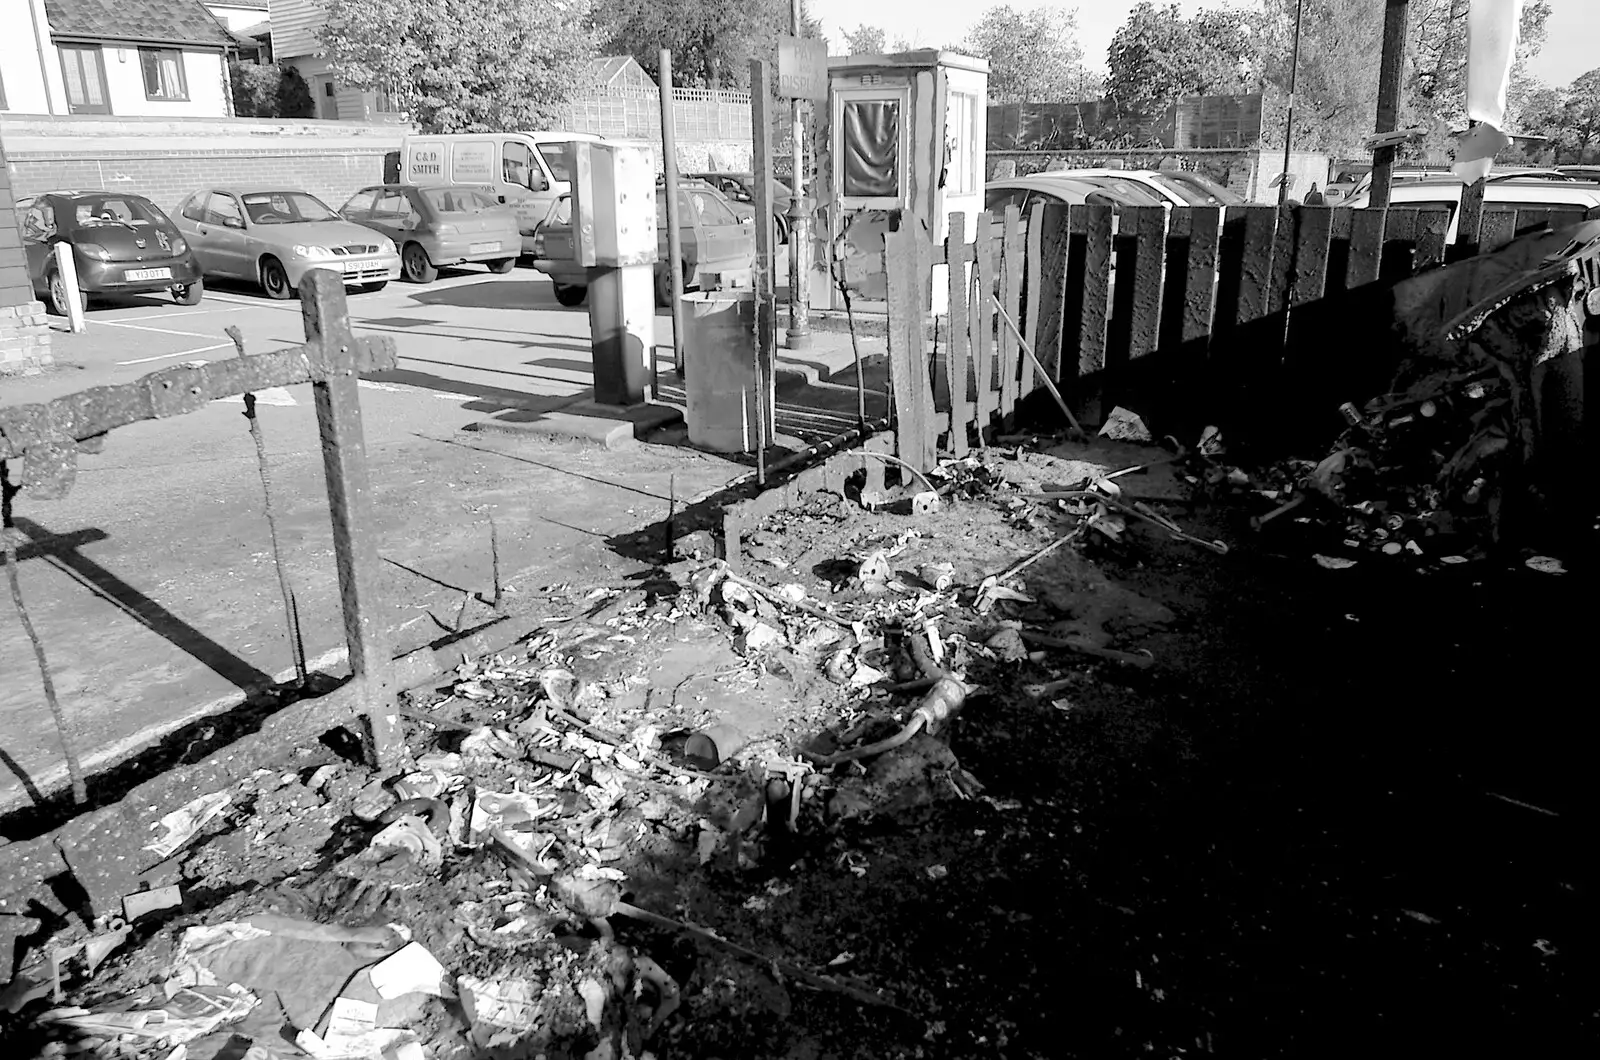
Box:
[842,100,901,199]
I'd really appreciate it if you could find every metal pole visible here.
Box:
[659,49,689,379]
[300,270,399,769]
[1278,0,1304,206]
[1370,0,1411,209]
[785,0,813,350]
[751,58,775,485]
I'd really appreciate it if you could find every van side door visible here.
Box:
[499,140,554,255]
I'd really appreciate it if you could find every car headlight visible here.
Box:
[293,244,335,260]
[170,237,188,254]
[378,238,396,254]
[77,243,112,261]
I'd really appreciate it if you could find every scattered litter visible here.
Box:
[1098,406,1153,442]
[40,984,257,1045]
[1314,554,1358,570]
[1402,909,1440,925]
[368,942,455,1000]
[1524,555,1566,575]
[925,864,949,880]
[145,791,231,859]
[123,884,183,921]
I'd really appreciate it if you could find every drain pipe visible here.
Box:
[28,0,58,115]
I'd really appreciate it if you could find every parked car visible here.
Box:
[682,172,794,242]
[984,174,1168,216]
[531,179,755,308]
[17,190,204,315]
[1341,177,1600,243]
[173,188,401,298]
[338,184,520,283]
[1344,166,1579,201]
[1046,168,1245,208]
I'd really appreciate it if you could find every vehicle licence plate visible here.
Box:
[126,267,172,282]
[470,241,501,255]
[343,259,382,273]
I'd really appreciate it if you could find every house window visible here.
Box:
[59,45,111,115]
[945,92,979,195]
[140,48,189,101]
[371,84,399,114]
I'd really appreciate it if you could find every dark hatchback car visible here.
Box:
[683,172,794,243]
[19,191,203,315]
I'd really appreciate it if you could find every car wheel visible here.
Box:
[360,281,388,293]
[47,269,88,317]
[775,213,791,245]
[402,243,438,284]
[261,257,293,300]
[487,257,517,274]
[173,279,204,305]
[552,283,587,307]
[654,261,690,308]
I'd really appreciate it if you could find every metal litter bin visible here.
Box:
[682,290,774,453]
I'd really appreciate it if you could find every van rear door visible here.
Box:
[403,140,446,183]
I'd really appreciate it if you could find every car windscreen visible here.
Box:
[1153,172,1241,206]
[536,144,573,184]
[72,196,165,229]
[1079,178,1167,207]
[241,192,339,224]
[423,188,500,214]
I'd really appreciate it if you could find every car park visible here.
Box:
[682,172,794,242]
[173,188,401,299]
[339,184,521,283]
[984,173,1168,215]
[1341,177,1600,243]
[18,190,204,315]
[531,178,755,308]
[400,132,605,256]
[1044,168,1244,208]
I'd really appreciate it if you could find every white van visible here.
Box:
[400,132,604,255]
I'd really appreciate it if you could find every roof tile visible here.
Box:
[45,0,236,47]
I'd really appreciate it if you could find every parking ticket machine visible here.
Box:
[569,142,658,406]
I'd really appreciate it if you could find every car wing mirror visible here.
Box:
[224,216,245,229]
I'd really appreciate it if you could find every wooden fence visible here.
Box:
[885,201,1600,472]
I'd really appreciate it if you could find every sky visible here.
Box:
[809,0,1597,89]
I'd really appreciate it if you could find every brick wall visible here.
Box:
[1,129,51,376]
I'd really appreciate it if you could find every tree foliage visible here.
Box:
[594,0,822,92]
[843,24,885,56]
[959,5,1099,104]
[1105,2,1254,118]
[229,61,313,119]
[321,0,597,133]
[1518,68,1600,163]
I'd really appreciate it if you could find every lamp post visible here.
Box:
[786,0,812,349]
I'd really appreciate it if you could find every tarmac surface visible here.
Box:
[0,265,885,815]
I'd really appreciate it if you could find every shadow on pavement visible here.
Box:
[410,279,574,312]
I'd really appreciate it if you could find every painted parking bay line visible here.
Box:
[116,342,235,366]
[100,319,220,339]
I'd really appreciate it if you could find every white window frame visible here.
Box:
[833,85,913,211]
[945,91,979,196]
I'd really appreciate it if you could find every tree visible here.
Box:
[959,5,1099,104]
[229,61,314,118]
[844,25,885,55]
[1408,0,1552,129]
[1521,69,1600,163]
[1254,0,1383,152]
[594,0,822,91]
[321,0,596,133]
[1105,4,1255,119]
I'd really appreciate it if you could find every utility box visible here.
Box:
[569,141,658,406]
[808,50,989,315]
[570,142,658,267]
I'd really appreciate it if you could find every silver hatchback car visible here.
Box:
[339,184,522,283]
[173,188,401,298]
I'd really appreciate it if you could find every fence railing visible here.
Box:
[886,201,1600,471]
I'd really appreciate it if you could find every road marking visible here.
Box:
[100,319,219,338]
[102,307,236,322]
[116,342,234,365]
[359,379,476,400]
[216,386,297,406]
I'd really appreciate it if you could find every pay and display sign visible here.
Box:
[778,36,828,101]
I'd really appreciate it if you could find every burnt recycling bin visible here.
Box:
[681,290,775,453]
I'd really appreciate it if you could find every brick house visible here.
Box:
[267,0,401,123]
[0,0,236,117]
